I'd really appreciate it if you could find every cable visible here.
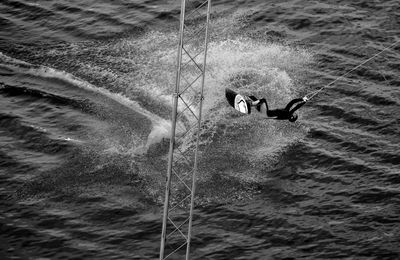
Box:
[305,39,400,101]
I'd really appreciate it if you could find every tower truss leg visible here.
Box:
[159,0,212,259]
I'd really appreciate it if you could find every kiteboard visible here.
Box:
[225,88,255,114]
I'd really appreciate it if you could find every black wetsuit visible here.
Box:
[255,98,306,120]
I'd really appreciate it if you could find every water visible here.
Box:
[1,0,399,259]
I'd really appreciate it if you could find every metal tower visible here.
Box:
[159,0,212,259]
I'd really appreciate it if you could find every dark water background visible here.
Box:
[1,0,400,259]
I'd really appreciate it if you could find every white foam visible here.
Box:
[0,52,31,66]
[0,51,173,152]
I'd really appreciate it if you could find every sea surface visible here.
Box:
[1,0,399,259]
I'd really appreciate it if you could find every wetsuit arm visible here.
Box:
[289,100,306,114]
[285,98,304,111]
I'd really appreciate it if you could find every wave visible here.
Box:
[0,52,173,153]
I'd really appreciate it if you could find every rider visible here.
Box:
[250,96,308,122]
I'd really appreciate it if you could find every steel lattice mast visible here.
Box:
[159,0,212,259]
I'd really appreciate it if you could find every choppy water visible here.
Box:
[1,0,399,259]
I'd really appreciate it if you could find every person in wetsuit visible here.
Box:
[250,96,308,122]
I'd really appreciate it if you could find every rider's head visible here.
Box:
[289,114,298,122]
